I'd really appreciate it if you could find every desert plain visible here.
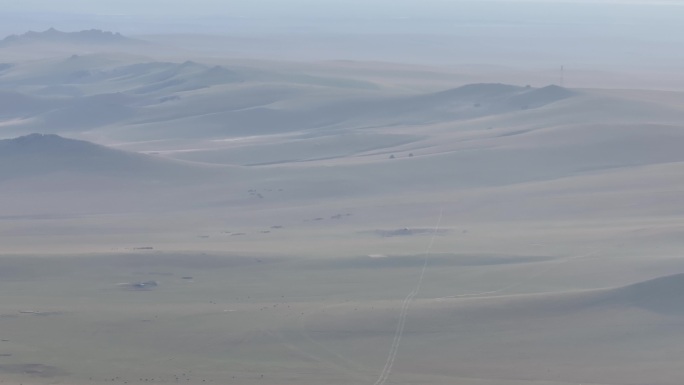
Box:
[1,6,684,383]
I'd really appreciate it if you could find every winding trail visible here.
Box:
[373,210,443,385]
[371,210,602,385]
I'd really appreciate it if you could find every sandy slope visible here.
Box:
[1,42,684,385]
[298,272,684,385]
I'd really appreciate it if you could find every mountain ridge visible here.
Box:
[0,28,144,47]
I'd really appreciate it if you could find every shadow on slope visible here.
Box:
[612,273,684,315]
[0,91,65,116]
[37,93,138,130]
[0,133,222,182]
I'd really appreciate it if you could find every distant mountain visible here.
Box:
[0,133,217,182]
[0,28,144,47]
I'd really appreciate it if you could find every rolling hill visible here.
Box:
[300,271,684,385]
[0,133,222,182]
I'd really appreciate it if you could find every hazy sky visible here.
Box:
[2,0,683,67]
[4,0,684,18]
[0,1,680,38]
[3,1,683,29]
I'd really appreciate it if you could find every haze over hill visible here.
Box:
[2,51,684,239]
[0,28,143,47]
[0,52,582,142]
[2,3,684,384]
